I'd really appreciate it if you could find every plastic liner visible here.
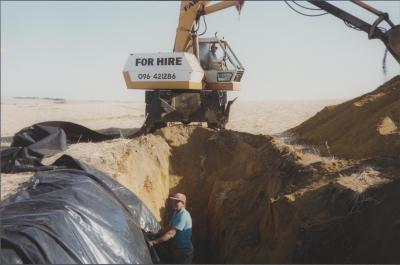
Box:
[1,121,122,173]
[0,155,161,264]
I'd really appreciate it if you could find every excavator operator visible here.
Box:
[206,43,226,70]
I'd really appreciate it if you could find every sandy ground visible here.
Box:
[1,97,342,139]
[0,97,341,199]
[226,100,342,135]
[0,98,146,139]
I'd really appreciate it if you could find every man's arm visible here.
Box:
[148,227,176,246]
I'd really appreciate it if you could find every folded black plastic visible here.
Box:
[0,155,161,264]
[1,121,121,173]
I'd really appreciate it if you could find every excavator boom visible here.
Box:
[307,1,400,63]
[173,1,240,52]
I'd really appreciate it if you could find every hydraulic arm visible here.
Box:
[307,0,400,63]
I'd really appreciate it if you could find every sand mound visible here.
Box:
[6,125,391,263]
[42,135,171,221]
[289,75,400,159]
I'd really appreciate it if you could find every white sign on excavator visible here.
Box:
[123,52,204,84]
[135,57,183,66]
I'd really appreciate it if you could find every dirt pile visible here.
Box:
[26,125,400,263]
[289,75,400,159]
[41,135,171,221]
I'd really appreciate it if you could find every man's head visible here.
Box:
[169,193,186,210]
[211,43,219,53]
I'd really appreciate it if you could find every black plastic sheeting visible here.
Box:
[1,121,124,173]
[0,155,161,264]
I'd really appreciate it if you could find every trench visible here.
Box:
[57,125,400,263]
[155,127,294,263]
[108,125,299,263]
[143,126,400,263]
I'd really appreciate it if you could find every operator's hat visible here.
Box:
[169,193,187,204]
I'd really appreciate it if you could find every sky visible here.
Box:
[1,1,399,101]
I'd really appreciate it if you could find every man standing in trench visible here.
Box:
[148,193,193,264]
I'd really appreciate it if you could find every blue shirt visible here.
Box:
[208,51,219,61]
[170,208,192,249]
[206,51,222,70]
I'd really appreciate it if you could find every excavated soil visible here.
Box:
[290,75,400,160]
[13,124,395,263]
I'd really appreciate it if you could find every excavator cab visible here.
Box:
[199,37,245,90]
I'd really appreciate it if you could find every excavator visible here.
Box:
[123,0,400,135]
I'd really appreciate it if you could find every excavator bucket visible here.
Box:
[386,25,400,61]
